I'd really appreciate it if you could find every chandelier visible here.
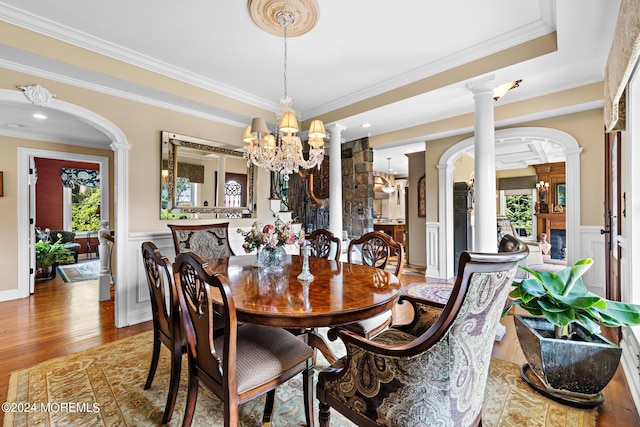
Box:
[243,8,325,179]
[381,158,396,194]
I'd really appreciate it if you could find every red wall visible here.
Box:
[34,158,99,230]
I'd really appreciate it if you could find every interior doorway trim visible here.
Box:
[10,90,130,327]
[436,127,582,279]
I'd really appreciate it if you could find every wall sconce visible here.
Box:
[0,171,3,197]
[535,180,550,212]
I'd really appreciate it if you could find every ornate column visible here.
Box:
[328,124,345,243]
[467,77,497,253]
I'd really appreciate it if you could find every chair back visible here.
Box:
[347,230,404,276]
[174,252,236,393]
[141,242,180,344]
[168,222,235,259]
[307,229,341,261]
[318,245,528,426]
[401,248,528,425]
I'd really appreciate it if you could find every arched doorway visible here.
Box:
[2,88,130,326]
[435,127,582,279]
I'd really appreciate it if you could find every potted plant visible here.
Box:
[503,258,640,406]
[35,235,73,280]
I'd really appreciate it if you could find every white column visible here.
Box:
[329,124,345,242]
[467,77,497,253]
[217,155,227,206]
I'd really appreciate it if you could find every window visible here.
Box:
[504,190,533,236]
[61,167,101,232]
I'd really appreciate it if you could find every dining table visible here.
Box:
[203,254,403,363]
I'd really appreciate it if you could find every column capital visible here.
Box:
[466,75,495,96]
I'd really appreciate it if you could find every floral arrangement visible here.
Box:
[237,217,304,252]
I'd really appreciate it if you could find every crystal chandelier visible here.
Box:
[243,9,325,180]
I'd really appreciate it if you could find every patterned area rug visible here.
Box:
[57,260,99,283]
[4,331,597,426]
[406,281,455,304]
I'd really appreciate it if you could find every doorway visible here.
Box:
[436,127,582,279]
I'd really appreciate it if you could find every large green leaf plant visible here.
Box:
[503,258,640,339]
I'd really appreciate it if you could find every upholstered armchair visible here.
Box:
[317,246,528,427]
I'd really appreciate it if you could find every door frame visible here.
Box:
[19,149,110,293]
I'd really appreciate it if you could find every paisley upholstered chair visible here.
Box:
[344,231,405,338]
[167,222,234,259]
[317,245,528,427]
[141,241,185,424]
[174,251,315,427]
[307,228,341,261]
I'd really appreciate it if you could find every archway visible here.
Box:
[436,127,582,279]
[1,88,131,326]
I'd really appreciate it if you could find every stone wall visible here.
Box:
[342,137,374,238]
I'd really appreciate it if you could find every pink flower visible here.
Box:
[263,224,275,234]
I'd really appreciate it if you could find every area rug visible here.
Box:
[4,331,597,427]
[56,260,99,283]
[406,281,455,304]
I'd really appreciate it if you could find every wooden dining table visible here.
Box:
[204,254,403,363]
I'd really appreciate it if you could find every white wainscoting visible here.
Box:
[426,222,441,278]
[578,226,606,297]
[618,236,640,410]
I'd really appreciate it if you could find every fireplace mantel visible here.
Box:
[535,212,566,237]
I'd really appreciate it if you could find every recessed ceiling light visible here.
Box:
[4,123,24,128]
[361,123,371,128]
[33,113,47,119]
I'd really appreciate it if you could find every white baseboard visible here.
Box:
[0,289,19,302]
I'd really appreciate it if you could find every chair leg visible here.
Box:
[262,389,276,426]
[144,337,161,390]
[303,366,314,426]
[182,371,198,427]
[161,348,182,424]
[318,402,331,427]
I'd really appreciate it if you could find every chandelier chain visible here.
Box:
[283,20,288,99]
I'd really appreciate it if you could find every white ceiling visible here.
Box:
[0,0,620,175]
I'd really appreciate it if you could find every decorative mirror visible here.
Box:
[160,131,255,219]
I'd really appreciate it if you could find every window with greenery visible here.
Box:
[505,193,533,236]
[71,185,101,232]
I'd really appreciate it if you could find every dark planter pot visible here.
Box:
[514,315,621,398]
[35,265,53,281]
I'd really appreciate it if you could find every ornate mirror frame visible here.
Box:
[161,131,255,217]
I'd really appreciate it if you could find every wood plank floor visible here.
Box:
[0,267,638,426]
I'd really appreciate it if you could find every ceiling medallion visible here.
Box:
[248,0,319,37]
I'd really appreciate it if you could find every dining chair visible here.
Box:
[174,251,315,427]
[167,222,235,259]
[307,228,341,261]
[344,230,405,338]
[317,245,528,427]
[141,241,185,424]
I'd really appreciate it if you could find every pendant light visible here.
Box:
[381,158,396,194]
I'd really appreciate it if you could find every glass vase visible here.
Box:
[258,246,286,271]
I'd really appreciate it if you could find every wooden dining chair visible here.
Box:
[317,245,528,427]
[344,230,405,338]
[174,251,315,427]
[167,222,235,259]
[307,228,341,261]
[141,241,185,424]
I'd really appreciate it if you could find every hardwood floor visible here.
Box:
[0,268,638,426]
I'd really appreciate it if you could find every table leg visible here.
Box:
[306,330,338,365]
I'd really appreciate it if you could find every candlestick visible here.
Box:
[297,242,314,281]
